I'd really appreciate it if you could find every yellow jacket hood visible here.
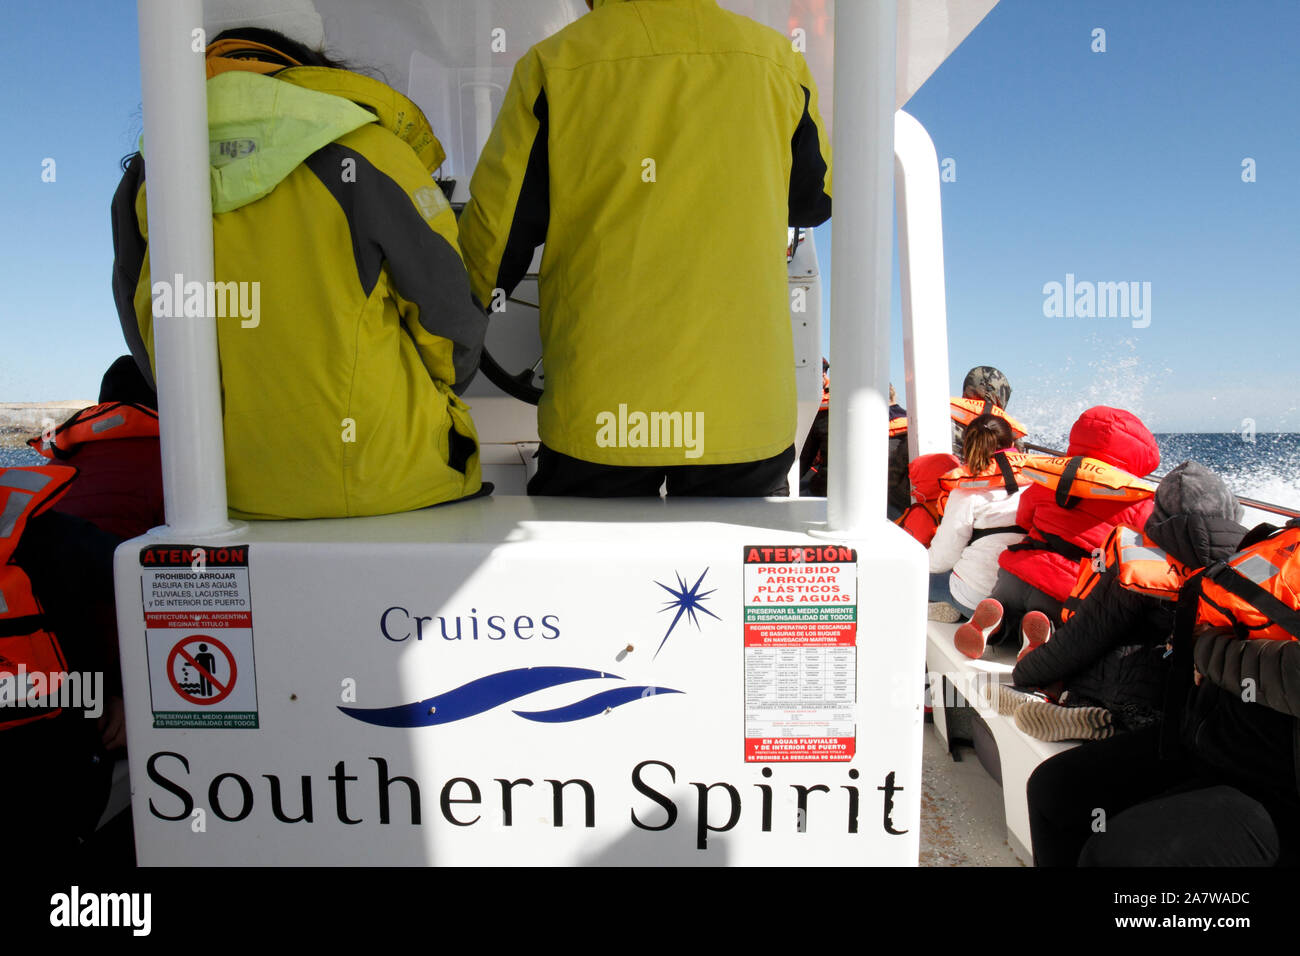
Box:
[205,66,447,214]
[277,67,447,172]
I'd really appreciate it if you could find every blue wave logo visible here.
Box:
[338,666,681,728]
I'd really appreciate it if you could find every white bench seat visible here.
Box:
[926,620,1076,864]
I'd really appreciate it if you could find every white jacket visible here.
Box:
[929,486,1026,608]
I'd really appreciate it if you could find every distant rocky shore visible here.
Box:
[0,402,94,448]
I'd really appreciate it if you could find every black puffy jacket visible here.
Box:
[1012,497,1244,730]
[1177,629,1300,805]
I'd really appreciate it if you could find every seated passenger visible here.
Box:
[112,17,487,519]
[886,365,1027,518]
[895,451,960,548]
[798,359,831,496]
[883,383,909,514]
[955,406,1161,659]
[1003,461,1245,740]
[927,414,1027,624]
[801,375,905,499]
[1027,625,1300,866]
[2,466,124,858]
[26,356,173,756]
[30,356,164,539]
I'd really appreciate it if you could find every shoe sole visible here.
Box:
[1014,698,1114,741]
[953,598,1002,659]
[996,684,1037,717]
[1022,610,1052,644]
[1018,611,1053,661]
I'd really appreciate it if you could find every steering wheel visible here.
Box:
[479,293,544,405]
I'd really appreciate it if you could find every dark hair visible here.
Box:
[210,27,352,71]
[962,412,1014,474]
[119,28,370,173]
[100,355,158,408]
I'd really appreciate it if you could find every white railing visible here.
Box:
[137,0,231,535]
[895,110,953,463]
[825,0,897,535]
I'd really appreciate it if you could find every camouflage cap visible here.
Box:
[962,366,1012,409]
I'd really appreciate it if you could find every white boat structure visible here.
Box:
[108,0,1073,866]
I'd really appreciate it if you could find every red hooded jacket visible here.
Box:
[998,406,1160,602]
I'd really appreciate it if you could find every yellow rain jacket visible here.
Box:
[112,61,486,519]
[459,0,832,467]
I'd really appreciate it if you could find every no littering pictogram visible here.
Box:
[167,635,238,705]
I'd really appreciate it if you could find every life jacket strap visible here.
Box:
[1055,456,1084,509]
[1006,531,1091,563]
[0,613,47,638]
[993,450,1020,496]
[969,524,1026,543]
[1160,570,1206,761]
[1204,559,1300,641]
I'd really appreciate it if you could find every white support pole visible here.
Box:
[137,0,232,535]
[895,110,952,461]
[827,0,897,534]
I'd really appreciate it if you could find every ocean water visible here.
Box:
[5,432,1298,520]
[2,445,47,467]
[1026,433,1300,527]
[1150,433,1300,515]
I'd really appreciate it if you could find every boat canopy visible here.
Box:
[136,0,997,534]
[308,0,997,198]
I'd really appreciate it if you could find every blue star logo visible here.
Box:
[653,568,720,659]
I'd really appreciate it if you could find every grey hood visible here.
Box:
[1144,460,1246,569]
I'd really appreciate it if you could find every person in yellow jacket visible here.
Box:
[112,23,487,520]
[458,0,832,496]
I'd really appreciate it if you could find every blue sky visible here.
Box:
[818,0,1299,434]
[1,0,1296,434]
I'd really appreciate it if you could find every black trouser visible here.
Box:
[1027,725,1292,866]
[989,567,1064,646]
[798,409,828,496]
[0,711,113,856]
[528,444,795,497]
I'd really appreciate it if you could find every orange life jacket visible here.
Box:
[938,451,1032,497]
[1061,525,1192,622]
[28,402,159,461]
[896,502,942,548]
[948,397,1028,440]
[930,450,1029,544]
[887,398,1028,441]
[895,453,959,545]
[897,452,1026,548]
[1020,455,1156,509]
[1194,522,1300,641]
[910,453,961,502]
[0,465,78,730]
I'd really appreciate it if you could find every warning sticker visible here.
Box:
[742,545,856,761]
[140,545,258,729]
